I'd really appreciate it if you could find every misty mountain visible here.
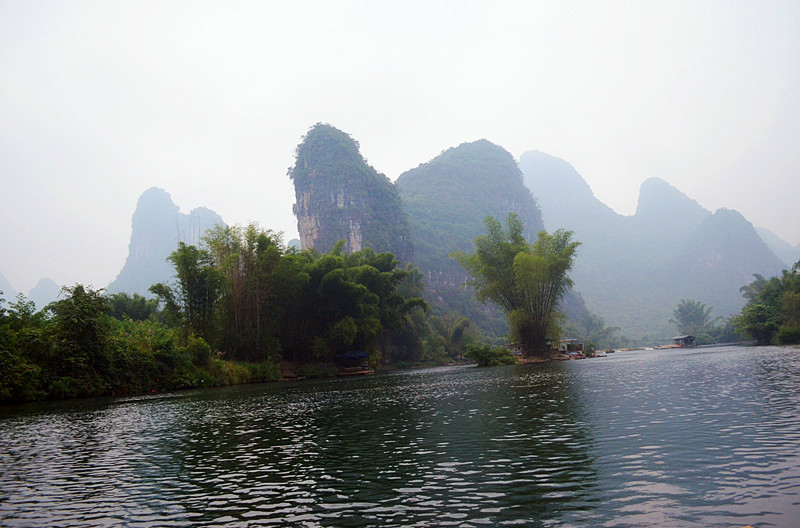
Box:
[397,140,544,279]
[396,140,591,336]
[0,271,17,302]
[757,227,800,268]
[665,209,786,318]
[520,150,785,339]
[27,278,61,311]
[290,123,413,262]
[106,187,225,296]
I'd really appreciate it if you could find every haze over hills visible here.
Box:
[0,271,17,302]
[396,140,592,336]
[520,150,785,339]
[757,227,800,268]
[106,187,225,296]
[27,278,61,311]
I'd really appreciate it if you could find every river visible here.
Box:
[1,346,799,527]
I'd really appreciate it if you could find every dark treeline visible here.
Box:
[0,223,485,403]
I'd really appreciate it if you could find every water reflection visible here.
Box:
[1,346,799,527]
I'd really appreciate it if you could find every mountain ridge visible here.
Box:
[520,150,784,339]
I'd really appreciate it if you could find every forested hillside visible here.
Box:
[395,140,583,337]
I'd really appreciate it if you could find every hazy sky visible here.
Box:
[2,1,799,294]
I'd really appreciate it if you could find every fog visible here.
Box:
[1,0,799,294]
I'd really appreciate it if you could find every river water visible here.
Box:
[1,346,799,527]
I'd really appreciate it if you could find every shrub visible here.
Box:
[777,325,800,345]
[466,344,517,367]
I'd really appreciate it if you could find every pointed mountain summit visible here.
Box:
[107,187,224,296]
[396,140,548,335]
[398,140,543,278]
[519,150,623,235]
[290,123,413,262]
[28,278,61,311]
[665,209,785,326]
[633,177,710,240]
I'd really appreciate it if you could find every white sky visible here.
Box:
[1,0,799,294]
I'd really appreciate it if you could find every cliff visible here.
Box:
[106,187,224,296]
[289,123,413,262]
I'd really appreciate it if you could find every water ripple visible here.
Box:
[1,346,800,526]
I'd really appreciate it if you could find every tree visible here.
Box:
[670,299,717,337]
[47,284,111,396]
[453,214,580,357]
[734,261,800,345]
[150,242,223,343]
[106,292,158,321]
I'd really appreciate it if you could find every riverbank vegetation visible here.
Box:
[465,344,517,367]
[734,262,800,345]
[1,223,491,404]
[669,299,740,345]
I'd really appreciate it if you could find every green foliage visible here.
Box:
[150,242,223,343]
[47,284,112,394]
[670,299,718,336]
[734,262,800,345]
[453,214,579,357]
[465,344,517,367]
[0,289,281,403]
[106,292,159,321]
[395,140,544,337]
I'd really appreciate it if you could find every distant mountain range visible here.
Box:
[98,130,793,343]
[106,187,224,296]
[519,150,786,339]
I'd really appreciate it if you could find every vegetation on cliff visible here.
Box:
[290,123,413,262]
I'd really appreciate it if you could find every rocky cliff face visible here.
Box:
[289,123,413,262]
[106,187,224,296]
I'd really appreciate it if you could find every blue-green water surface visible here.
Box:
[2,346,799,527]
